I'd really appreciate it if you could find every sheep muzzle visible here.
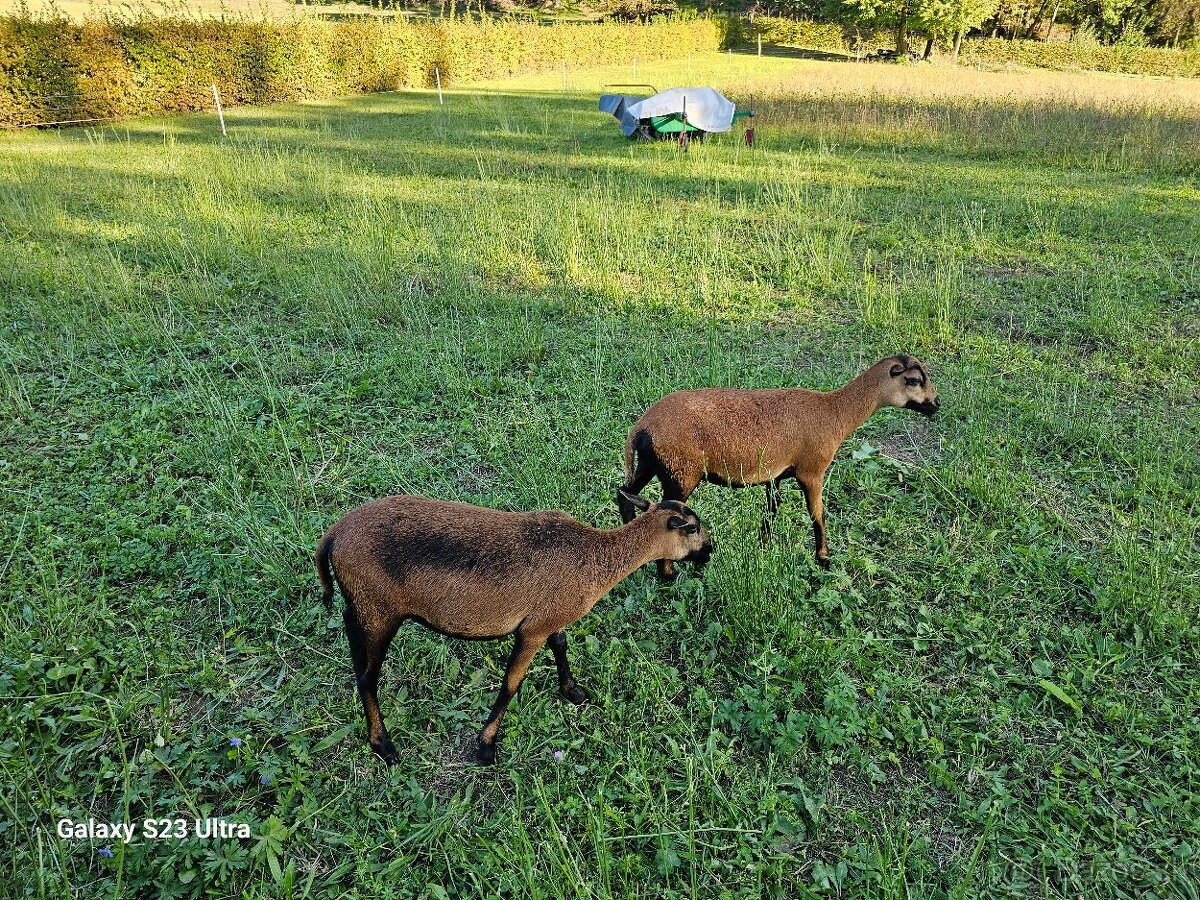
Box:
[906,397,940,417]
[683,542,714,570]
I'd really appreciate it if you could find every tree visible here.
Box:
[981,0,1053,36]
[915,0,998,52]
[1075,0,1156,40]
[840,0,916,52]
[1153,0,1200,45]
[839,0,995,54]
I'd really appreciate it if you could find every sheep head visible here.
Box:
[617,491,714,568]
[880,354,940,417]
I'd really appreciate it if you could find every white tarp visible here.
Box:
[599,87,737,136]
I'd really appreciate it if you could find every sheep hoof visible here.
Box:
[818,555,831,570]
[474,741,498,766]
[373,741,400,766]
[561,682,589,705]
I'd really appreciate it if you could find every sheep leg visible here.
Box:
[548,630,588,705]
[344,604,401,765]
[476,630,544,765]
[760,476,786,545]
[798,477,830,568]
[656,475,696,582]
[617,464,655,524]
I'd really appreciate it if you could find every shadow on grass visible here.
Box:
[87,80,1199,180]
[728,43,854,63]
[5,69,1200,900]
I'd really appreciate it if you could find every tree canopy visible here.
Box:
[702,0,1199,46]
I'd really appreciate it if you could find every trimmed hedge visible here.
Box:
[747,17,860,54]
[958,38,1200,77]
[0,15,728,126]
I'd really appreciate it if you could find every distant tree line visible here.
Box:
[304,0,1196,52]
[712,0,1199,50]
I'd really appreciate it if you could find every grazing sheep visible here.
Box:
[617,354,940,577]
[315,492,712,765]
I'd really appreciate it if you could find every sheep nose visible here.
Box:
[688,542,714,569]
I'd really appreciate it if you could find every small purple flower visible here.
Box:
[99,847,114,858]
[553,750,565,762]
[229,737,243,748]
[259,774,272,785]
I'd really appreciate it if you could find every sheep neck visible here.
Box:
[822,364,886,444]
[586,515,670,591]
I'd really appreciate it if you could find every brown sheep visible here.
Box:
[616,354,940,578]
[315,492,712,765]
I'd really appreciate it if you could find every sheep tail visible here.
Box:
[315,528,337,609]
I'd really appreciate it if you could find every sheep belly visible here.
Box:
[398,574,543,640]
[701,451,789,487]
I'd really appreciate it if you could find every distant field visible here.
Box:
[0,0,392,19]
[3,53,1198,898]
[0,0,583,19]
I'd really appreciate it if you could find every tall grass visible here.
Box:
[2,52,1198,898]
[731,61,1200,173]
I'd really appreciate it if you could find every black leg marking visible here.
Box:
[344,604,401,765]
[656,477,692,582]
[760,475,786,545]
[548,630,588,705]
[618,432,659,524]
[617,476,652,524]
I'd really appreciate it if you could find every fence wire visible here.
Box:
[3,92,117,129]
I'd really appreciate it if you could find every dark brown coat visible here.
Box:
[316,493,711,765]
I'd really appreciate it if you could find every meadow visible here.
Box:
[0,0,456,22]
[2,51,1199,898]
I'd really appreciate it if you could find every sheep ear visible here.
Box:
[889,362,906,377]
[619,490,651,512]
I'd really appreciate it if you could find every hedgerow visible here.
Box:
[747,17,865,54]
[957,37,1200,76]
[0,15,728,126]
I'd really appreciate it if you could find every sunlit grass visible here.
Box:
[0,0,483,22]
[2,52,1198,898]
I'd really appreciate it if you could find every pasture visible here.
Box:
[0,0,426,22]
[0,0,595,22]
[2,52,1199,897]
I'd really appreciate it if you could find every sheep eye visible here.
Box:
[905,377,922,387]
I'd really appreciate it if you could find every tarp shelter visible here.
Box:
[599,87,739,138]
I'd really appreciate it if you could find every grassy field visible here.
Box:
[2,0,396,19]
[0,0,589,21]
[3,52,1199,898]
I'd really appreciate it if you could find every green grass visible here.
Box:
[0,0,601,22]
[1,0,405,21]
[2,52,1199,898]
